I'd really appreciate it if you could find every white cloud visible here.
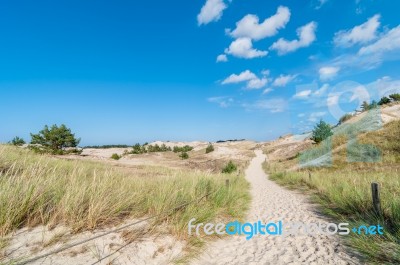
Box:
[273,74,296,87]
[227,6,291,41]
[244,99,287,113]
[222,70,268,90]
[315,0,328,9]
[313,83,329,97]
[197,0,227,26]
[208,96,234,108]
[225,38,268,59]
[319,66,340,80]
[308,111,326,122]
[261,69,270,76]
[247,77,268,89]
[262,88,273,95]
[334,14,380,47]
[358,25,400,55]
[222,70,256,84]
[270,22,317,55]
[293,89,312,99]
[216,54,228,62]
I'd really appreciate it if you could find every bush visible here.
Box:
[389,93,400,102]
[338,113,353,124]
[222,161,237,173]
[10,136,25,146]
[378,96,391,105]
[173,145,193,153]
[311,120,333,144]
[179,152,189,159]
[111,153,121,160]
[205,143,214,154]
[30,124,80,154]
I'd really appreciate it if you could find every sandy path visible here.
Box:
[191,150,361,265]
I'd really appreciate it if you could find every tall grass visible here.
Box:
[0,145,250,240]
[265,120,400,263]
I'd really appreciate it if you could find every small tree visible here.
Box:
[10,136,26,146]
[389,93,400,102]
[30,124,80,154]
[311,120,333,144]
[361,101,370,111]
[378,96,391,105]
[222,161,237,173]
[179,152,189,159]
[205,143,214,154]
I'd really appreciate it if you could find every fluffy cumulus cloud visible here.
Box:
[334,14,380,47]
[216,54,228,62]
[222,70,257,84]
[358,25,400,55]
[225,38,268,59]
[273,74,296,87]
[222,70,268,89]
[270,22,317,55]
[227,6,291,41]
[197,0,227,26]
[315,0,328,10]
[319,66,340,80]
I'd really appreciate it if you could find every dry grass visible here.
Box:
[0,145,250,245]
[264,120,400,263]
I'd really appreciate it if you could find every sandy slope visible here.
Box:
[191,150,361,265]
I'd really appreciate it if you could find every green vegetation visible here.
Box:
[265,120,400,263]
[0,145,250,245]
[389,93,400,102]
[128,143,178,154]
[9,136,25,146]
[173,145,194,153]
[378,96,391,105]
[338,113,354,124]
[111,153,121,160]
[30,124,80,155]
[222,161,237,174]
[179,152,189,160]
[205,143,214,154]
[311,120,333,143]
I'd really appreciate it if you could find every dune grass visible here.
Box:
[264,120,400,264]
[0,145,250,243]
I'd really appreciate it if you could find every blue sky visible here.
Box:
[1,0,400,145]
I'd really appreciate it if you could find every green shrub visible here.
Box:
[378,96,391,105]
[205,143,214,154]
[222,161,237,173]
[311,120,333,144]
[173,145,193,153]
[389,93,400,102]
[338,113,354,124]
[179,152,189,159]
[10,136,25,146]
[111,153,121,160]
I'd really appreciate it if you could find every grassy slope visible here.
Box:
[0,145,250,256]
[264,119,400,264]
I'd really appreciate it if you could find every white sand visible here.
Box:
[191,150,360,265]
[3,220,184,265]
